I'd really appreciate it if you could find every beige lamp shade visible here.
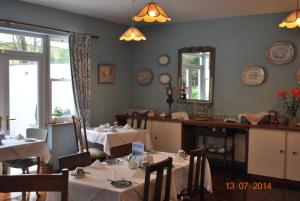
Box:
[133,2,171,23]
[119,27,146,41]
[279,10,300,28]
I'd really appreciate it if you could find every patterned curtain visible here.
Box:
[69,32,91,126]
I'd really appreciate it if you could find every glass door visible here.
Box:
[0,54,42,136]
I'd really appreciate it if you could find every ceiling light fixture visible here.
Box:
[133,0,171,23]
[120,0,146,41]
[279,0,300,28]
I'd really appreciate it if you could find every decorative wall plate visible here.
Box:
[159,73,171,85]
[266,42,294,65]
[158,54,170,66]
[241,66,265,86]
[136,69,153,85]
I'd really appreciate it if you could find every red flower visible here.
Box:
[289,88,300,97]
[278,89,287,97]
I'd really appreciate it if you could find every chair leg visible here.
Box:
[37,156,41,174]
[2,163,8,175]
[22,191,26,200]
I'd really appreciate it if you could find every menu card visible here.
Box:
[132,142,144,165]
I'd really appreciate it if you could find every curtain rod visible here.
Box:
[0,18,99,39]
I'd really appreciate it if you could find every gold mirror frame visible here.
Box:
[178,47,215,105]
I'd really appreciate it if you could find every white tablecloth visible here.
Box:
[46,152,212,201]
[0,138,51,162]
[86,128,153,155]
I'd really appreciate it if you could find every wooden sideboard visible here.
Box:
[116,114,300,181]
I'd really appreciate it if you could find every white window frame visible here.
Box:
[0,28,73,126]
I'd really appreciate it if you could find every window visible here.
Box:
[0,32,43,53]
[0,29,75,130]
[50,37,75,120]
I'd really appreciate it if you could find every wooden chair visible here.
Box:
[0,169,69,201]
[58,152,93,171]
[72,116,107,161]
[3,128,48,174]
[131,111,149,129]
[180,147,207,201]
[143,157,173,201]
[109,143,132,159]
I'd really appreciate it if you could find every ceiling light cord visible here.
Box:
[132,0,135,27]
[297,0,299,10]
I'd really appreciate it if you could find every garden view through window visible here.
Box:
[0,30,75,127]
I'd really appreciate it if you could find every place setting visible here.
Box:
[71,167,91,178]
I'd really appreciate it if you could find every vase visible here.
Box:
[289,115,297,126]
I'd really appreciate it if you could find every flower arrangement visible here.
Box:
[278,88,300,121]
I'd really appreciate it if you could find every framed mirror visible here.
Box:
[178,47,215,104]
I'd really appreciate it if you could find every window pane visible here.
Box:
[50,39,71,79]
[51,80,75,118]
[50,37,74,119]
[9,60,38,136]
[0,32,43,53]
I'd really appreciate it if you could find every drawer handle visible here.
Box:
[279,150,284,154]
[154,136,158,140]
[292,151,298,155]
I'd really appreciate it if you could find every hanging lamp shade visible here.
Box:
[133,2,171,23]
[279,10,300,28]
[119,26,146,41]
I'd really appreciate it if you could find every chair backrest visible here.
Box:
[26,128,48,141]
[0,169,69,201]
[58,152,92,171]
[131,111,149,129]
[72,115,89,152]
[110,143,132,159]
[187,147,207,199]
[143,157,173,201]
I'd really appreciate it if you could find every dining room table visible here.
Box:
[0,136,51,162]
[85,126,153,155]
[46,151,212,201]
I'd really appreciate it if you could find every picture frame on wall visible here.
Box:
[98,64,115,84]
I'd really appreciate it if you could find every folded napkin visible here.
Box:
[123,124,131,129]
[94,125,106,132]
[89,159,108,170]
[15,133,25,140]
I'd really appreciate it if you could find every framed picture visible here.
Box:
[98,64,115,84]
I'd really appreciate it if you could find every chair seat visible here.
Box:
[4,158,37,169]
[83,148,107,161]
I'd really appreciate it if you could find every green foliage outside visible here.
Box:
[50,47,70,63]
[52,106,64,117]
[0,36,69,63]
[52,106,71,118]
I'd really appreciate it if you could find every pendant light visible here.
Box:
[133,0,171,23]
[120,0,146,41]
[279,0,300,28]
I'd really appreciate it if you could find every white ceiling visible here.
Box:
[20,0,295,25]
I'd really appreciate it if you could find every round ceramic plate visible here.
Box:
[266,42,294,64]
[111,179,132,188]
[25,138,37,142]
[159,73,171,85]
[158,54,170,66]
[241,66,265,86]
[71,172,88,178]
[136,69,153,85]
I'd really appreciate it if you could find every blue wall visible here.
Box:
[131,13,300,116]
[0,0,133,126]
[1,0,300,119]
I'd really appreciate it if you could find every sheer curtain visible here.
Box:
[69,32,91,126]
